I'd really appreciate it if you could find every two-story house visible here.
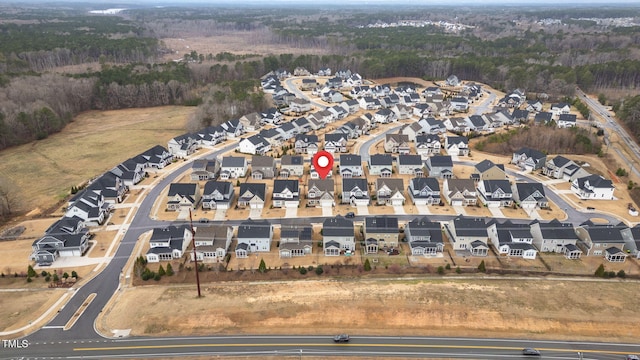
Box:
[477,179,513,207]
[166,183,200,211]
[239,134,270,155]
[324,133,349,153]
[512,147,546,171]
[307,179,335,207]
[425,155,453,179]
[543,156,589,181]
[384,133,410,154]
[514,182,548,210]
[341,178,370,206]
[272,179,300,208]
[190,159,220,181]
[219,156,248,180]
[443,179,477,206]
[571,174,614,200]
[201,181,234,210]
[191,225,233,263]
[251,155,277,179]
[416,134,441,158]
[280,155,304,178]
[575,221,628,262]
[364,216,399,253]
[397,154,424,177]
[368,154,393,177]
[279,225,313,258]
[375,178,405,206]
[445,136,469,156]
[529,219,580,257]
[323,216,355,256]
[339,154,363,178]
[407,177,441,206]
[405,216,444,256]
[445,216,489,256]
[294,134,319,155]
[235,219,273,257]
[237,183,266,209]
[145,225,192,263]
[487,220,538,259]
[471,159,506,182]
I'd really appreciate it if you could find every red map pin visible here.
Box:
[312,150,334,179]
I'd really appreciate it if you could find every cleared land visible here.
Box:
[99,278,640,343]
[0,106,193,215]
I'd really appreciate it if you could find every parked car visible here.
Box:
[333,334,350,343]
[345,212,355,218]
[387,249,399,255]
[199,218,210,223]
[626,355,640,360]
[522,348,541,356]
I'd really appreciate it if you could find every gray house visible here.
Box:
[307,179,335,207]
[341,178,370,206]
[322,216,355,256]
[529,219,580,257]
[512,147,546,171]
[192,225,233,263]
[251,155,277,179]
[364,216,399,253]
[201,180,234,210]
[425,155,453,179]
[236,219,273,257]
[405,217,444,256]
[408,177,441,206]
[30,217,90,265]
[575,221,628,262]
[368,154,393,177]
[191,159,220,181]
[398,155,424,176]
[279,225,313,258]
[166,183,200,211]
[280,155,304,178]
[237,183,266,209]
[445,216,489,256]
[272,179,300,208]
[339,154,363,178]
[376,178,405,206]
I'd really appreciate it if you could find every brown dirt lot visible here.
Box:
[0,106,193,215]
[0,289,67,332]
[99,278,640,343]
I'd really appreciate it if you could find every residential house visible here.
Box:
[375,178,405,206]
[413,103,432,118]
[575,221,628,262]
[272,179,300,208]
[419,117,447,134]
[346,73,363,87]
[557,113,577,128]
[533,111,553,125]
[511,147,547,171]
[425,155,453,179]
[416,134,442,158]
[324,133,349,153]
[322,90,343,103]
[374,108,396,124]
[86,172,127,204]
[343,99,361,114]
[571,174,614,200]
[445,74,460,86]
[477,180,513,207]
[341,178,370,206]
[364,216,399,253]
[530,219,580,257]
[408,177,441,206]
[236,219,273,257]
[339,154,363,178]
[392,104,413,120]
[317,67,331,76]
[526,100,543,112]
[487,220,538,259]
[251,155,277,179]
[145,225,192,263]
[322,216,355,256]
[168,133,198,158]
[514,182,548,210]
[201,181,234,210]
[237,183,266,209]
[443,117,471,132]
[468,114,490,131]
[239,112,262,132]
[109,159,145,187]
[551,102,571,116]
[220,119,244,139]
[471,159,506,182]
[300,78,317,91]
[259,128,283,148]
[358,96,381,110]
[279,225,313,258]
[30,218,90,265]
[384,133,410,154]
[368,154,394,177]
[422,86,443,98]
[261,107,283,125]
[294,134,319,155]
[621,225,640,260]
[325,76,343,89]
[65,192,110,226]
[511,109,530,123]
[140,145,173,169]
[544,155,589,181]
[292,117,314,134]
[278,122,297,140]
[450,97,469,111]
[280,155,304,178]
[405,217,444,256]
[398,155,424,177]
[166,183,200,211]
[239,134,270,155]
[443,179,477,206]
[191,226,233,263]
[290,98,313,114]
[307,179,335,207]
[445,136,469,156]
[401,122,425,142]
[190,159,219,181]
[219,156,248,180]
[445,216,489,256]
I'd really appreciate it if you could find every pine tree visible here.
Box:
[478,260,486,273]
[258,258,267,273]
[594,264,605,277]
[27,265,37,278]
[363,258,372,271]
[158,265,166,276]
[166,263,174,276]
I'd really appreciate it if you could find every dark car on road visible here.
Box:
[522,348,541,356]
[345,212,355,218]
[333,334,350,343]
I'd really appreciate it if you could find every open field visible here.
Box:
[99,278,640,343]
[0,106,193,215]
[0,289,67,332]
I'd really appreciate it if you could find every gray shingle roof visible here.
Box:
[365,216,399,233]
[340,154,362,166]
[369,154,393,166]
[237,219,271,239]
[323,216,354,237]
[221,156,246,168]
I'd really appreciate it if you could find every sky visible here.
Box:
[31,0,640,4]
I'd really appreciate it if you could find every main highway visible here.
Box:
[3,82,634,359]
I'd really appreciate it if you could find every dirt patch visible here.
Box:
[100,278,640,343]
[0,289,66,332]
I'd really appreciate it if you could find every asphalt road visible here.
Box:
[284,77,329,110]
[5,335,640,359]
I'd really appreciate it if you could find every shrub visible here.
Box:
[455,266,461,274]
[27,265,37,278]
[607,271,616,278]
[71,271,78,278]
[445,263,451,270]
[315,265,324,275]
[158,265,166,277]
[26,277,33,283]
[62,272,69,279]
[478,260,486,273]
[299,267,308,275]
[258,259,267,273]
[40,270,48,277]
[154,273,161,281]
[617,270,626,278]
[594,264,605,277]
[437,266,445,275]
[45,275,51,282]
[52,273,59,282]
[363,258,372,271]
[166,263,174,276]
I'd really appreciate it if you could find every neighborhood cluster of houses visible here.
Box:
[30,145,174,265]
[143,214,640,264]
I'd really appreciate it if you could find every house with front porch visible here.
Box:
[237,183,266,209]
[384,133,410,154]
[445,216,489,256]
[397,155,424,177]
[191,226,233,263]
[251,155,277,179]
[322,216,355,256]
[307,179,335,207]
[445,136,469,156]
[401,122,425,142]
[487,220,538,259]
[571,174,614,200]
[290,98,313,114]
[405,217,444,256]
[239,134,270,155]
[529,219,580,257]
[408,177,441,206]
[190,159,219,181]
[30,218,90,265]
[339,154,363,178]
[443,179,477,206]
[416,135,442,158]
[86,172,127,204]
[219,156,248,180]
[341,178,370,206]
[425,155,453,179]
[419,117,447,134]
[294,134,319,155]
[544,156,590,181]
[324,133,349,153]
[168,133,198,159]
[279,225,313,258]
[239,112,262,132]
[514,182,548,210]
[280,155,304,178]
[551,102,571,117]
[511,147,546,171]
[375,178,405,206]
[166,183,200,211]
[575,220,628,262]
[471,159,506,182]
[272,179,300,208]
[368,154,394,177]
[364,216,399,253]
[477,179,513,207]
[109,159,145,187]
[145,225,192,263]
[201,181,234,210]
[235,219,273,257]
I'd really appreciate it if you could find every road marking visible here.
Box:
[41,326,65,329]
[64,293,96,331]
[73,342,632,355]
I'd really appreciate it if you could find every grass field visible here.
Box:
[0,106,193,215]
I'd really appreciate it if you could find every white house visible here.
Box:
[571,174,615,200]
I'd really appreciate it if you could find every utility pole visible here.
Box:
[189,209,202,298]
